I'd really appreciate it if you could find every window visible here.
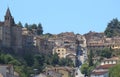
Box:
[58,50,60,52]
[76,73,78,75]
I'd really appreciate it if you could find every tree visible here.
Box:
[43,33,53,38]
[34,54,45,65]
[104,18,120,37]
[59,58,66,66]
[100,48,112,58]
[4,54,14,64]
[65,57,74,66]
[8,60,21,65]
[80,63,89,76]
[17,21,23,27]
[88,50,93,66]
[33,54,45,72]
[59,57,73,66]
[52,53,59,66]
[37,23,43,35]
[109,64,120,77]
[25,23,29,29]
[31,24,37,29]
[0,53,5,64]
[24,23,43,35]
[23,54,34,67]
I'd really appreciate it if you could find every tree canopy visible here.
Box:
[80,63,89,76]
[0,51,74,77]
[104,18,120,37]
[24,23,43,35]
[17,21,23,27]
[109,64,120,77]
[88,50,93,66]
[100,48,112,58]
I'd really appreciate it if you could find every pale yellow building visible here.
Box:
[53,47,67,58]
[111,44,120,49]
[22,28,29,35]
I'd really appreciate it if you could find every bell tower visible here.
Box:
[4,8,15,26]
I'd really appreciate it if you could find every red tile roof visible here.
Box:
[96,64,115,69]
[91,71,108,75]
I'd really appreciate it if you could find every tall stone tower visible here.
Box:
[0,8,22,51]
[1,8,13,47]
[4,8,15,26]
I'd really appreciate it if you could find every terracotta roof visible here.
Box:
[91,71,108,75]
[104,57,119,61]
[96,64,115,69]
[46,66,74,72]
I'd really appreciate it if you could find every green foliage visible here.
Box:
[81,63,96,76]
[0,53,27,76]
[104,18,120,37]
[109,64,120,77]
[8,60,21,65]
[59,57,74,66]
[37,23,43,35]
[31,24,37,29]
[4,54,14,64]
[0,51,73,77]
[88,50,93,66]
[0,53,20,65]
[80,63,89,76]
[52,53,59,66]
[25,23,29,29]
[100,48,112,58]
[23,54,34,67]
[43,33,53,38]
[17,21,23,27]
[33,54,46,72]
[24,23,43,35]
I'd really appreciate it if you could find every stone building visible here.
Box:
[0,8,22,51]
[22,28,34,48]
[34,36,55,53]
[90,57,119,77]
[0,65,19,77]
[44,66,75,77]
[53,47,67,58]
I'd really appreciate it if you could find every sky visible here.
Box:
[0,0,120,34]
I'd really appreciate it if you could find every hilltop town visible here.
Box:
[0,8,120,77]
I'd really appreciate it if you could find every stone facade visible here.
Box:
[53,47,67,58]
[0,65,19,77]
[45,66,75,77]
[0,8,22,50]
[91,57,119,77]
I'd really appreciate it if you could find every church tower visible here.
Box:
[2,8,22,50]
[4,8,15,26]
[2,8,14,47]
